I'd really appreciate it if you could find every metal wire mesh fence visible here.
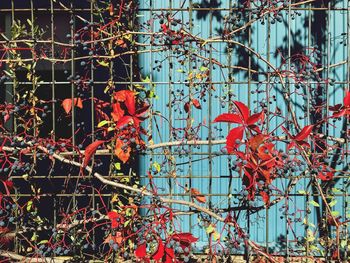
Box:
[0,0,350,262]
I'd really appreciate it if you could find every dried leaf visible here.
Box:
[190,188,206,203]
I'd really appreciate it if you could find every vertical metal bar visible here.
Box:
[246,4,252,262]
[51,0,56,138]
[188,0,193,234]
[69,1,77,256]
[285,1,292,261]
[50,0,57,253]
[70,2,76,148]
[90,0,96,250]
[208,2,213,213]
[345,0,350,258]
[265,6,271,252]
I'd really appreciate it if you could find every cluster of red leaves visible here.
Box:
[112,90,149,163]
[105,207,198,262]
[161,23,185,45]
[72,90,149,167]
[213,101,264,153]
[214,101,316,203]
[134,232,198,262]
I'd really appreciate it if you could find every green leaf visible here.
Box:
[329,199,337,207]
[212,231,220,241]
[341,239,347,248]
[176,69,185,73]
[97,120,110,128]
[332,187,341,193]
[114,162,121,170]
[27,200,33,211]
[152,162,161,173]
[206,224,215,234]
[309,200,320,207]
[97,60,109,67]
[298,190,307,195]
[331,211,340,217]
[200,66,208,71]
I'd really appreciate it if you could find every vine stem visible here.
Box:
[20,142,277,262]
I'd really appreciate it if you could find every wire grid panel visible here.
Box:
[138,0,350,257]
[0,0,136,259]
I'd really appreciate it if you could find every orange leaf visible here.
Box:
[83,140,104,167]
[109,3,114,16]
[190,188,206,203]
[192,99,202,109]
[114,90,136,115]
[62,98,83,114]
[111,102,125,122]
[115,138,131,163]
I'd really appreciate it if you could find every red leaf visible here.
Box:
[192,99,202,109]
[114,90,136,115]
[161,24,169,33]
[62,98,83,114]
[83,140,104,167]
[247,111,264,126]
[226,126,244,153]
[344,90,350,107]
[62,99,72,114]
[329,104,342,112]
[135,243,147,258]
[109,3,114,16]
[184,102,190,113]
[213,113,243,124]
[111,102,124,122]
[248,134,267,151]
[260,191,270,205]
[233,101,250,122]
[4,180,13,190]
[331,109,346,118]
[293,125,313,141]
[171,233,198,243]
[3,113,10,123]
[115,138,131,163]
[152,239,164,261]
[190,188,206,203]
[165,247,174,263]
[116,116,134,129]
[107,211,118,220]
